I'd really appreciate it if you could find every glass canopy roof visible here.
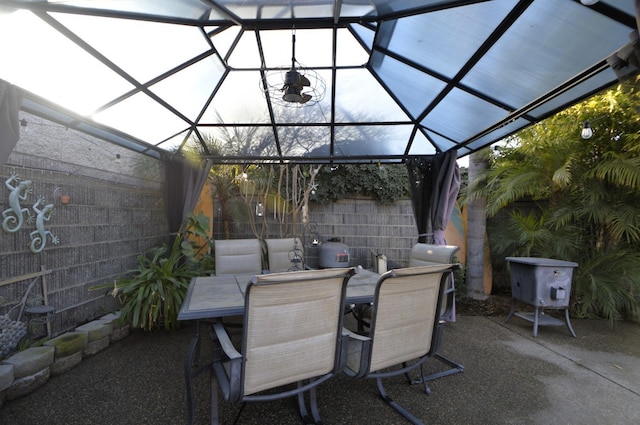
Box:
[0,0,638,164]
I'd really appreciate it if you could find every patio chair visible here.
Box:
[264,237,306,272]
[408,244,464,383]
[213,239,263,276]
[210,267,354,425]
[408,243,459,322]
[343,264,455,425]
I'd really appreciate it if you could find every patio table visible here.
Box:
[178,267,380,425]
[177,267,380,321]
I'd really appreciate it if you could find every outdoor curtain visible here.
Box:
[406,156,434,244]
[0,80,23,168]
[406,151,460,245]
[430,151,461,245]
[164,155,213,234]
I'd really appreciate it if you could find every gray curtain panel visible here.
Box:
[430,150,460,245]
[406,156,434,244]
[407,151,460,245]
[164,155,213,234]
[0,80,23,168]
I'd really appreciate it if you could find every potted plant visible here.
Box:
[92,213,213,331]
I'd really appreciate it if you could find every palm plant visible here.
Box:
[210,164,246,239]
[182,133,247,239]
[470,78,640,322]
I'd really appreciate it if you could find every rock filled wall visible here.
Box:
[212,197,421,271]
[0,113,169,337]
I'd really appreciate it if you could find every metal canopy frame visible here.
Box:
[1,0,638,164]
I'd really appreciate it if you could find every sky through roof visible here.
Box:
[0,0,638,164]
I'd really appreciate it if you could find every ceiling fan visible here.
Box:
[281,32,312,104]
[260,29,325,107]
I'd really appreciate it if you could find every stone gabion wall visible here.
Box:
[0,113,169,337]
[308,197,418,270]
[213,197,420,271]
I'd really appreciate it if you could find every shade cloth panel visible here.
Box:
[430,150,460,245]
[406,156,434,244]
[406,151,460,245]
[164,156,213,234]
[0,81,23,168]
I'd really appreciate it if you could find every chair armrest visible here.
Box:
[431,320,447,355]
[212,322,242,360]
[212,322,243,401]
[342,329,372,378]
[345,330,369,339]
[337,331,350,372]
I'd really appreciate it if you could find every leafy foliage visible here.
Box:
[209,164,247,238]
[573,250,640,320]
[92,213,214,331]
[183,135,248,239]
[312,164,410,204]
[472,78,640,322]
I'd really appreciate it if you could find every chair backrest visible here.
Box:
[214,239,263,276]
[367,264,452,372]
[408,243,459,266]
[241,267,353,395]
[409,243,459,321]
[265,238,305,272]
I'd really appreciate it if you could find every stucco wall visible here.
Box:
[0,114,169,336]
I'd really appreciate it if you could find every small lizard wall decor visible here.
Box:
[29,196,59,253]
[3,173,33,233]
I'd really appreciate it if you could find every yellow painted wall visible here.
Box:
[188,180,214,255]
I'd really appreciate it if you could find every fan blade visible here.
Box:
[283,86,304,103]
[298,74,311,87]
[300,93,312,103]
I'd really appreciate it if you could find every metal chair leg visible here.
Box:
[186,321,214,425]
[410,321,464,385]
[418,363,432,395]
[404,362,432,395]
[296,381,319,424]
[410,353,464,385]
[231,403,246,425]
[186,332,200,425]
[297,385,312,424]
[210,367,219,425]
[351,303,371,333]
[309,386,322,425]
[376,377,424,425]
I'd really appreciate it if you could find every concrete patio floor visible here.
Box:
[1,312,639,425]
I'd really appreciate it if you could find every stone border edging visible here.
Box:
[0,311,129,406]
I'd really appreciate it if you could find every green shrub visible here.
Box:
[92,213,213,331]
